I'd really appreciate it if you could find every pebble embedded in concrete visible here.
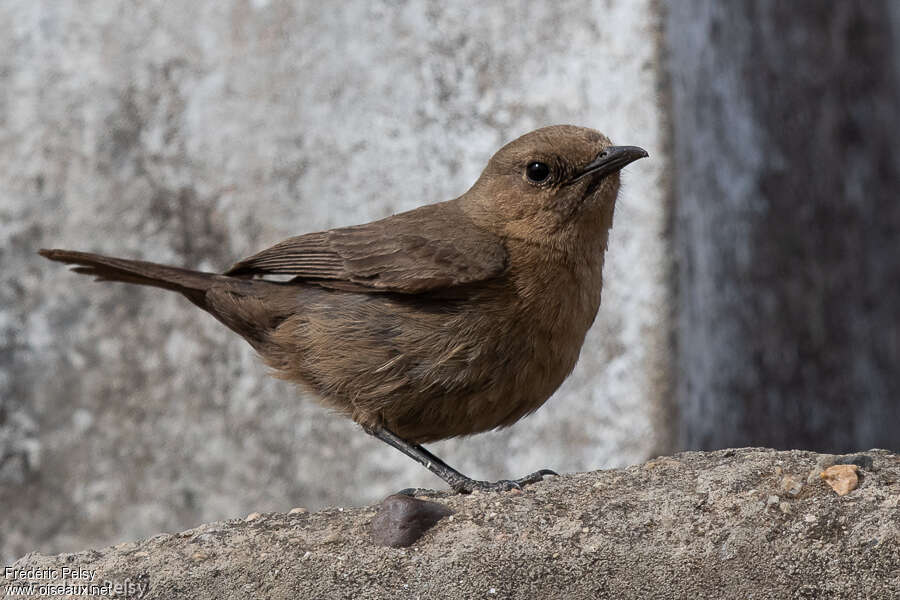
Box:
[371,494,453,548]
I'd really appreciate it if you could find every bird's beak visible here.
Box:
[570,145,649,183]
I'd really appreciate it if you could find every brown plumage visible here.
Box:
[40,125,647,493]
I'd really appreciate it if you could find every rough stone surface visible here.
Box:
[5,449,899,599]
[666,0,900,452]
[0,1,670,562]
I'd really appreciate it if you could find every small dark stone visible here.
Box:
[834,454,874,470]
[371,494,453,548]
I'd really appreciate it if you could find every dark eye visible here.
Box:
[525,161,551,183]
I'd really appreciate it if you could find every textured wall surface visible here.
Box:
[666,1,900,452]
[1,1,670,562]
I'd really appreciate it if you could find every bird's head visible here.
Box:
[466,125,648,248]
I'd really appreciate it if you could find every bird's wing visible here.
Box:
[225,201,507,293]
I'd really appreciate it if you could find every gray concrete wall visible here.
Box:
[666,0,900,452]
[1,1,671,562]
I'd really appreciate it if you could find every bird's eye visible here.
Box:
[525,162,551,183]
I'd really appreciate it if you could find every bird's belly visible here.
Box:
[266,286,591,443]
[380,311,586,443]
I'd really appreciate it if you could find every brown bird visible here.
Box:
[40,125,647,493]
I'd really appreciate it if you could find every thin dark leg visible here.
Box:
[366,426,557,494]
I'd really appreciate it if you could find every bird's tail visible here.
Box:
[39,249,217,308]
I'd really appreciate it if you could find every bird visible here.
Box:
[40,124,648,493]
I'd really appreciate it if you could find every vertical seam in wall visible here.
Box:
[647,0,679,457]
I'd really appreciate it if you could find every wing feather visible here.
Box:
[225,201,507,293]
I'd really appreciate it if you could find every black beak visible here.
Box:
[571,145,649,183]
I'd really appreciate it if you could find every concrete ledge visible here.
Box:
[5,448,899,599]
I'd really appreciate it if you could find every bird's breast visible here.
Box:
[424,250,605,437]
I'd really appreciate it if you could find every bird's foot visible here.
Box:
[450,469,558,494]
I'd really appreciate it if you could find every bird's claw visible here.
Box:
[451,468,558,494]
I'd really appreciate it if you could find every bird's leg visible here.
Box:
[365,426,557,494]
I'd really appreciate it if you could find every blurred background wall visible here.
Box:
[1,0,898,564]
[667,0,900,452]
[1,0,669,563]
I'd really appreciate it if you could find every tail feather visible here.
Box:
[39,249,216,306]
[39,248,299,350]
